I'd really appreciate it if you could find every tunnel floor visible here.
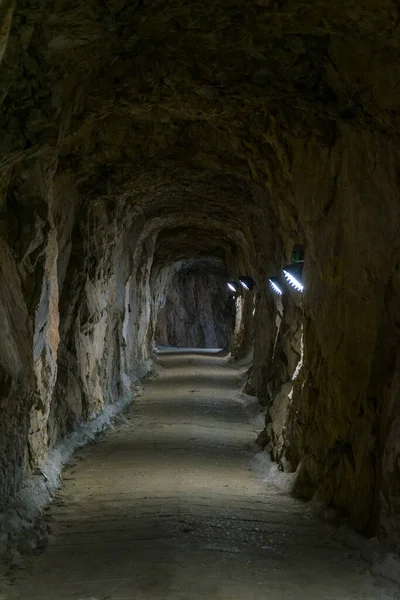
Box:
[6,351,398,599]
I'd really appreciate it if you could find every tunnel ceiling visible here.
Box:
[2,0,398,268]
[2,1,399,218]
[152,227,238,268]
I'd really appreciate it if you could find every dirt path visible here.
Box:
[5,350,399,599]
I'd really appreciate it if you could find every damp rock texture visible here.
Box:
[0,0,399,553]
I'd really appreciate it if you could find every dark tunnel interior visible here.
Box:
[0,1,400,596]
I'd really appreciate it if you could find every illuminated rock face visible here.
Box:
[0,1,400,549]
[155,263,233,349]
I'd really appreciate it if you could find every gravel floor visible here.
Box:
[4,350,399,599]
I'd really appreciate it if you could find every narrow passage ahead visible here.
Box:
[8,351,398,599]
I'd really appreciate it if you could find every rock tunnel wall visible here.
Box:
[251,128,400,549]
[0,0,400,552]
[0,181,156,505]
[292,129,400,547]
[155,266,233,349]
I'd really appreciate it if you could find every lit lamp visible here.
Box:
[227,280,239,293]
[268,277,283,296]
[238,275,255,291]
[282,263,304,292]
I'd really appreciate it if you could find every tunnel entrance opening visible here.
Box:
[155,260,234,350]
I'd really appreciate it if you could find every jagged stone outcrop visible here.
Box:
[0,0,400,553]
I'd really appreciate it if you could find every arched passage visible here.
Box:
[0,1,400,595]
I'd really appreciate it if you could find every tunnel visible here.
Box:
[0,1,400,598]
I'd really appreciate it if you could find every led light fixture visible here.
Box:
[268,277,283,296]
[238,276,255,291]
[282,263,304,292]
[227,280,239,293]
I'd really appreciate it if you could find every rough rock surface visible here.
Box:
[156,262,233,348]
[0,0,399,554]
